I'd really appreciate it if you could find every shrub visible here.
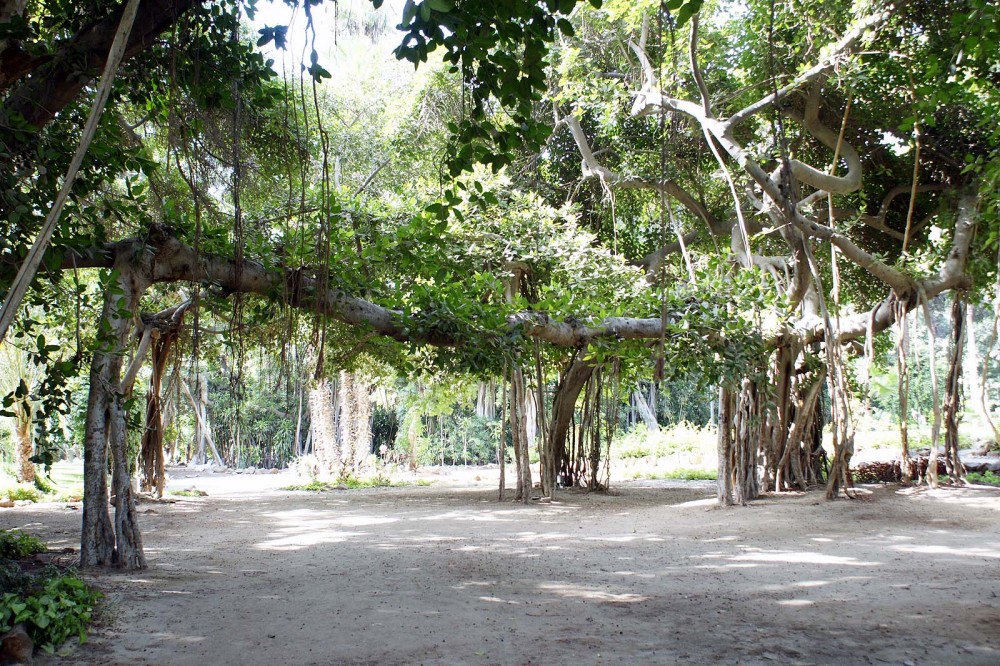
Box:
[967,470,1000,486]
[284,473,398,491]
[0,530,47,559]
[613,422,714,460]
[0,574,102,654]
[2,484,41,503]
[631,469,717,481]
[169,488,208,497]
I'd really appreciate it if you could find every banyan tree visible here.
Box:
[0,0,997,571]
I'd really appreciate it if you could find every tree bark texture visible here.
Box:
[81,259,150,569]
[309,378,339,475]
[12,404,34,484]
[509,367,531,502]
[943,293,967,482]
[139,332,171,496]
[542,358,596,491]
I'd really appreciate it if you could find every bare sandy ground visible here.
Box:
[3,469,1000,666]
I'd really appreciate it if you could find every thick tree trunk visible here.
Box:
[82,261,150,569]
[309,379,338,475]
[732,379,761,503]
[81,368,114,567]
[509,367,532,502]
[337,371,372,475]
[943,293,967,482]
[543,358,596,491]
[109,393,146,569]
[716,387,734,506]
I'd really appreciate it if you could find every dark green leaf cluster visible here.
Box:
[0,573,102,654]
[390,0,602,175]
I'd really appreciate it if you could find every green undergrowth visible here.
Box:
[614,423,715,460]
[0,530,47,559]
[0,530,102,654]
[967,470,1000,486]
[169,488,209,497]
[284,474,430,491]
[1,462,86,503]
[631,468,717,481]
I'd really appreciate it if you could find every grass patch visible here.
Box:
[0,461,85,504]
[631,468,717,481]
[967,470,1000,486]
[169,488,208,497]
[284,473,420,491]
[48,461,84,488]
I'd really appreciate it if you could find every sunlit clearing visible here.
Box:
[671,497,717,508]
[793,580,831,588]
[733,549,879,566]
[149,633,205,643]
[262,508,398,529]
[536,583,649,603]
[257,529,366,550]
[892,544,1000,559]
[416,510,520,522]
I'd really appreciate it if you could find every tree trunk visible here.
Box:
[109,393,146,569]
[309,379,338,475]
[632,389,659,432]
[543,358,596,490]
[964,304,982,426]
[943,292,967,482]
[498,374,507,499]
[895,304,912,483]
[12,405,34,484]
[509,367,531,502]
[293,378,305,456]
[140,330,175,497]
[339,371,355,476]
[82,262,150,569]
[716,386,734,506]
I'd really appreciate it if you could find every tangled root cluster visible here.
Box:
[852,457,948,483]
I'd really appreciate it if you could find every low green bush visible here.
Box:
[631,468,717,481]
[0,530,47,559]
[0,530,102,655]
[2,484,41,502]
[0,574,102,654]
[284,473,401,491]
[169,488,208,497]
[967,470,1000,486]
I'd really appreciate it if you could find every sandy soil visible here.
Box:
[3,468,1000,666]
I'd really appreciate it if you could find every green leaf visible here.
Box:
[425,0,454,12]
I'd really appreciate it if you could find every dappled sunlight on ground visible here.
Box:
[730,548,881,566]
[896,484,1000,511]
[891,543,1000,559]
[536,582,650,604]
[253,508,397,550]
[7,475,1000,666]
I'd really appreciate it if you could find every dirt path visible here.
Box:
[4,473,1000,665]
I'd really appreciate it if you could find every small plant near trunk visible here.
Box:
[1,530,102,655]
